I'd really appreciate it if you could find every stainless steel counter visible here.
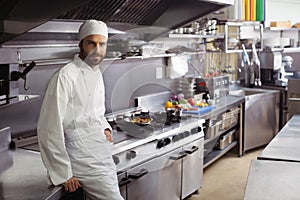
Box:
[244,159,300,200]
[258,114,300,162]
[0,95,245,200]
[0,149,63,200]
[201,95,245,120]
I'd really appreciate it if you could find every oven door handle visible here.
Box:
[185,146,199,154]
[128,169,148,179]
[119,178,131,187]
[170,152,187,160]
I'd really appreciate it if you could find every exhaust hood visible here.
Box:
[0,0,92,44]
[0,0,233,44]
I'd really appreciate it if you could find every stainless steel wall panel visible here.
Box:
[0,48,18,64]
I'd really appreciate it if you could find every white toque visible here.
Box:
[79,19,108,41]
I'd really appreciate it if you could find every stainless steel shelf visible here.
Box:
[203,141,237,168]
[204,124,239,144]
[266,27,300,31]
[168,33,224,39]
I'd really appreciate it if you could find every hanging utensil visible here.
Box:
[252,44,262,86]
[241,44,251,86]
[10,61,36,90]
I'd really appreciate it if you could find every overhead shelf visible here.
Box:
[168,33,224,39]
[265,27,300,31]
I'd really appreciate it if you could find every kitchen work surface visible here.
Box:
[182,105,215,115]
[188,147,263,200]
[244,159,300,200]
[258,114,300,162]
[0,149,64,200]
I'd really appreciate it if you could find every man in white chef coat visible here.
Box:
[37,19,124,200]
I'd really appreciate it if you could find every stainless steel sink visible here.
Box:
[229,88,268,97]
[229,87,280,153]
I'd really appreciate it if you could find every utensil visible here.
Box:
[252,44,262,86]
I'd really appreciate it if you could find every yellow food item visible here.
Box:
[197,102,208,107]
[131,117,151,123]
[165,101,173,110]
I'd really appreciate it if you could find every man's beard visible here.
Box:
[80,49,104,67]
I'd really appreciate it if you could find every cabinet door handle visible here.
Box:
[170,152,187,160]
[128,169,148,179]
[185,146,199,154]
[119,178,131,187]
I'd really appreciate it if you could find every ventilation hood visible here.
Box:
[0,0,233,44]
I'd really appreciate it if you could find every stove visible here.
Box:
[108,108,205,199]
[108,108,205,170]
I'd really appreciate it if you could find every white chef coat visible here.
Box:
[37,55,123,200]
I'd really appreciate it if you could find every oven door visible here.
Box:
[126,147,184,200]
[181,138,204,199]
[117,171,128,200]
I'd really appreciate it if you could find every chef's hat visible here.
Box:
[79,19,108,41]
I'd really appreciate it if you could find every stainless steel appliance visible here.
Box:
[0,0,233,44]
[109,109,205,200]
[229,88,280,152]
[178,76,229,100]
[260,49,283,84]
[204,75,229,100]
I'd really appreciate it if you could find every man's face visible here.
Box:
[79,34,107,68]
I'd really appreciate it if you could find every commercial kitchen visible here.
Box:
[1,0,300,199]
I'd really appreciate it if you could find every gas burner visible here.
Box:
[108,109,198,141]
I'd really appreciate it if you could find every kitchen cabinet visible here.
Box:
[181,139,204,199]
[189,95,245,167]
[126,147,182,200]
[229,87,280,152]
[123,139,203,200]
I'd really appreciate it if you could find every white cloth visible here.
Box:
[79,20,108,40]
[167,56,188,79]
[37,55,123,200]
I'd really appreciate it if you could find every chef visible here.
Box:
[37,19,124,200]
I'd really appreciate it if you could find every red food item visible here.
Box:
[188,97,195,106]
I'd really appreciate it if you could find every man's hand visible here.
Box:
[104,128,113,143]
[63,177,81,192]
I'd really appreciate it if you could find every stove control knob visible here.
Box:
[191,127,198,134]
[126,150,137,160]
[164,138,171,146]
[184,131,190,137]
[178,132,185,139]
[172,134,179,142]
[157,139,165,149]
[198,126,202,133]
[112,155,120,165]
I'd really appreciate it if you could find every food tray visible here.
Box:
[215,129,236,150]
[182,105,215,115]
[220,107,240,130]
[230,107,240,126]
[221,112,232,130]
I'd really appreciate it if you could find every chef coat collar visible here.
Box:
[74,54,100,72]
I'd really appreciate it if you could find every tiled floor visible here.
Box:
[188,147,264,200]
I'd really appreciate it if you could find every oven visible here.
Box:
[117,171,128,199]
[111,112,205,200]
[126,147,182,200]
[182,139,203,199]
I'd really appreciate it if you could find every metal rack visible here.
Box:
[223,21,264,53]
